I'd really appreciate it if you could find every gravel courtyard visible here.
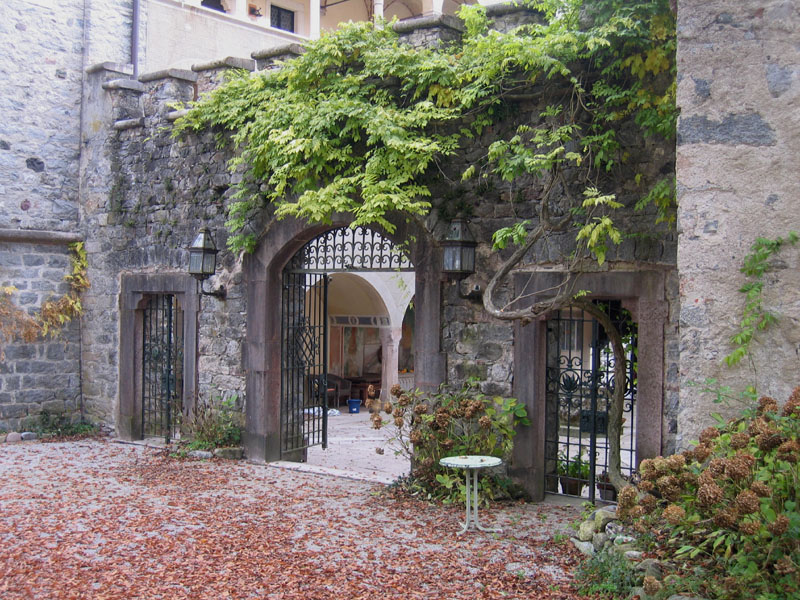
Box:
[0,439,583,599]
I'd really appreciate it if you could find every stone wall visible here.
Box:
[676,0,800,447]
[77,9,678,466]
[0,0,133,431]
[0,241,82,431]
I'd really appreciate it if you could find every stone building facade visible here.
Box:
[0,0,132,429]
[66,7,678,500]
[3,0,795,499]
[676,0,800,447]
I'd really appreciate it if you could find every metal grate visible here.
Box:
[281,271,328,456]
[287,227,413,273]
[544,302,637,501]
[142,294,184,442]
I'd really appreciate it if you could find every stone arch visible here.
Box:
[510,270,668,501]
[242,216,444,462]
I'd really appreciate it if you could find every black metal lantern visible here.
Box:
[188,227,225,298]
[441,218,477,275]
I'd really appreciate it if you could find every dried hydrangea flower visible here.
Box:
[618,485,638,510]
[639,493,658,513]
[398,394,411,407]
[775,556,797,575]
[390,383,403,398]
[707,458,727,477]
[738,519,760,535]
[639,459,658,481]
[699,426,721,446]
[776,439,800,463]
[725,453,755,481]
[750,480,771,497]
[782,385,800,417]
[666,454,686,472]
[662,504,686,525]
[757,396,779,415]
[697,482,724,508]
[767,514,789,536]
[735,489,760,515]
[730,432,751,449]
[713,508,738,529]
[693,444,712,462]
[478,415,492,429]
[638,480,655,493]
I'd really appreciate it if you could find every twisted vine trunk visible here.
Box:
[481,196,629,492]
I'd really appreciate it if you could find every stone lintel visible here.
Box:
[251,43,306,61]
[0,229,83,245]
[86,62,133,76]
[113,118,145,131]
[192,57,256,72]
[166,109,190,122]
[138,69,199,83]
[484,2,543,19]
[102,79,146,93]
[392,13,465,34]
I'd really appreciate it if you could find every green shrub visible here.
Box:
[186,394,242,450]
[373,379,529,503]
[35,410,97,438]
[575,548,639,597]
[615,385,800,600]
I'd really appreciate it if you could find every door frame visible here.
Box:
[511,270,668,501]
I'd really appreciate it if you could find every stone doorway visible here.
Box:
[243,219,443,464]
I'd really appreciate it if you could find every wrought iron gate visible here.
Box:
[280,227,414,458]
[544,303,637,501]
[142,294,184,442]
[281,270,329,457]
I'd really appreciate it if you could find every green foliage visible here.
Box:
[574,547,639,597]
[726,232,799,366]
[35,410,97,439]
[374,379,529,503]
[186,394,242,450]
[557,447,590,479]
[174,0,676,255]
[615,385,800,600]
[0,243,90,359]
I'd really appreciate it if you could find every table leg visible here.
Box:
[457,468,501,535]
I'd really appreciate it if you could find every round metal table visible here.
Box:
[439,455,502,535]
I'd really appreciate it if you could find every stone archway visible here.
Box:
[241,217,444,462]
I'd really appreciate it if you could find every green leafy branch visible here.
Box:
[725,232,799,366]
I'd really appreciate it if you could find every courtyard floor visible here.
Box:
[0,438,586,599]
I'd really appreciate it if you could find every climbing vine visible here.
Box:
[0,242,89,359]
[174,0,676,256]
[725,232,799,367]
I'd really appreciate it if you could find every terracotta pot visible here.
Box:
[559,476,585,496]
[597,482,617,502]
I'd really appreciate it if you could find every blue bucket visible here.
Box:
[347,398,361,414]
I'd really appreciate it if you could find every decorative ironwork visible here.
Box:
[142,294,184,442]
[281,271,328,457]
[287,227,413,273]
[544,303,637,501]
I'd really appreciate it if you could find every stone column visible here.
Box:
[380,327,402,400]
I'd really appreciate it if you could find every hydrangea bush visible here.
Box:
[372,380,529,502]
[615,386,800,599]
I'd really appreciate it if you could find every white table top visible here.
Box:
[439,455,502,469]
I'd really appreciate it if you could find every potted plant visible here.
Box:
[558,449,590,495]
[597,471,618,502]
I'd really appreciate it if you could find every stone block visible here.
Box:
[1,405,28,419]
[4,431,22,443]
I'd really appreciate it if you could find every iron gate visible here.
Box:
[281,270,329,457]
[142,294,184,442]
[544,302,637,501]
[280,227,414,458]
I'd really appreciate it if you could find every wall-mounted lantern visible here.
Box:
[441,218,477,276]
[188,227,226,299]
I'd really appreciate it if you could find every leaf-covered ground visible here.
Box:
[0,440,585,599]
